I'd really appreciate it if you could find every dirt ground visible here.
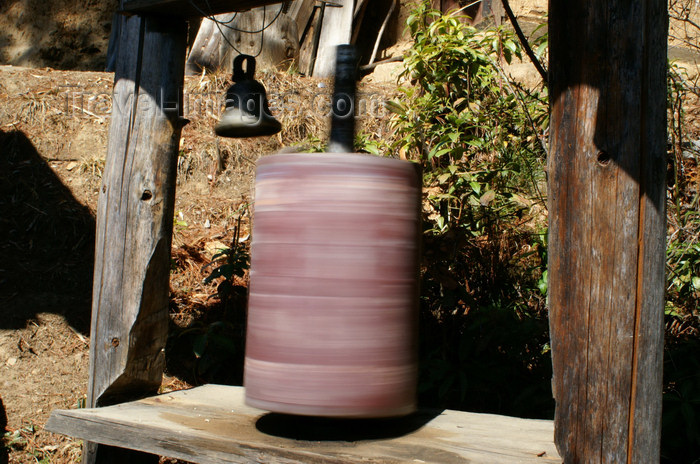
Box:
[0,0,116,71]
[0,59,401,462]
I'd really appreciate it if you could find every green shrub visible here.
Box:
[662,61,700,464]
[387,2,551,416]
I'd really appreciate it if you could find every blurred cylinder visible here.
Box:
[244,152,421,418]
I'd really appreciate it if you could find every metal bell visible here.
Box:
[215,54,282,138]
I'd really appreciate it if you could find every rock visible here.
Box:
[368,62,403,83]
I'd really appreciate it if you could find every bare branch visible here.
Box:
[500,0,548,85]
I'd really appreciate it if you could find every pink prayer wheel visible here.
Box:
[244,152,421,418]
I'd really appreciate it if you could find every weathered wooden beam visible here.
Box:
[122,0,283,17]
[548,1,667,462]
[311,0,354,77]
[288,0,316,37]
[85,12,188,464]
[185,16,222,75]
[47,385,561,464]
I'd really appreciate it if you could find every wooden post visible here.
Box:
[548,1,667,462]
[85,12,187,464]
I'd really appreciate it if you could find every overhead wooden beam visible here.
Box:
[121,0,283,17]
[85,11,188,464]
[548,1,667,462]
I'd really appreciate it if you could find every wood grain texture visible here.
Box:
[186,17,223,75]
[629,0,668,460]
[85,12,187,464]
[547,1,667,462]
[186,7,299,75]
[48,385,561,464]
[121,0,284,17]
[311,0,354,77]
[288,0,316,37]
[220,6,300,72]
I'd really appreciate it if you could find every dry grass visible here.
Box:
[0,64,401,464]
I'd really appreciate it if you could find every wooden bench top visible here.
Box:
[46,384,561,463]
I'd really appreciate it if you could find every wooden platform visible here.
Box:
[47,385,560,463]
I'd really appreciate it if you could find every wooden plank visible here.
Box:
[547,1,667,462]
[47,385,561,464]
[121,0,284,17]
[288,0,316,36]
[86,11,188,464]
[186,7,299,74]
[311,0,354,77]
[185,16,224,74]
[219,6,300,72]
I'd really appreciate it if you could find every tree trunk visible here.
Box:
[547,1,667,462]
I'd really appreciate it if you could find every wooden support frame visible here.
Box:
[50,1,670,462]
[548,0,668,462]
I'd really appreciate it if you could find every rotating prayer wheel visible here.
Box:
[244,152,421,417]
[243,44,421,418]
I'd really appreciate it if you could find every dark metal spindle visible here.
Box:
[328,44,357,153]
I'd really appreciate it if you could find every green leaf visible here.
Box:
[502,47,512,65]
[470,181,481,194]
[364,143,381,155]
[384,100,405,116]
[436,216,445,230]
[538,270,548,295]
[429,146,452,159]
[692,276,700,290]
[479,190,496,206]
[466,139,484,148]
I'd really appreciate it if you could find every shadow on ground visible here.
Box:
[165,285,248,387]
[0,0,112,70]
[0,130,94,334]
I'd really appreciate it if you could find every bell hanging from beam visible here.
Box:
[215,54,282,138]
